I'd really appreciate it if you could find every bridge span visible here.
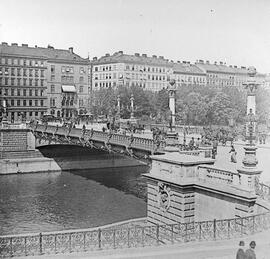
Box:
[28,123,165,160]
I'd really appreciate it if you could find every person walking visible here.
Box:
[236,241,246,259]
[229,145,237,163]
[245,241,256,259]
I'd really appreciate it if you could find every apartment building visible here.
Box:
[0,42,90,121]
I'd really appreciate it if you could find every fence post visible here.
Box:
[213,219,216,240]
[98,229,101,249]
[39,233,43,255]
[156,225,159,245]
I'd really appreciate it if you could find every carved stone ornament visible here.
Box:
[157,182,171,212]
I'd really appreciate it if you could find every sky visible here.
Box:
[0,0,270,73]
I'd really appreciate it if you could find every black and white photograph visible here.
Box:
[0,0,270,258]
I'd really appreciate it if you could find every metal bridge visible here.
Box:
[28,123,165,160]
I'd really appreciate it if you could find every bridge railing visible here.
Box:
[1,212,270,258]
[256,182,270,201]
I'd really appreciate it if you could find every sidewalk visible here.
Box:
[14,229,270,259]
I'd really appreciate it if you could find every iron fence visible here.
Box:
[1,213,270,258]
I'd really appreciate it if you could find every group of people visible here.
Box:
[236,240,257,259]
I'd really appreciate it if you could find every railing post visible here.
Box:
[156,225,159,245]
[199,222,202,241]
[213,219,216,240]
[171,224,174,244]
[113,229,116,249]
[39,233,43,255]
[98,229,101,249]
[69,233,72,253]
[10,237,13,257]
[127,228,130,248]
[24,236,27,256]
[83,232,86,251]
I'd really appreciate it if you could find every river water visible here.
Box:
[0,166,148,235]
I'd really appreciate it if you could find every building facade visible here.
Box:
[92,51,173,92]
[0,42,90,122]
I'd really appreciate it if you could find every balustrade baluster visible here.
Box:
[10,237,13,257]
[199,222,202,241]
[171,224,174,244]
[54,234,57,253]
[69,233,72,253]
[113,229,116,249]
[83,232,86,251]
[127,228,130,248]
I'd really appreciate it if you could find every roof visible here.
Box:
[173,62,205,75]
[0,43,88,64]
[93,51,174,67]
[195,62,248,75]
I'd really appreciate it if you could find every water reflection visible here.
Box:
[0,167,147,235]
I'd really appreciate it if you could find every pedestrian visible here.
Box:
[229,145,237,163]
[236,240,246,259]
[245,241,256,259]
[195,138,200,149]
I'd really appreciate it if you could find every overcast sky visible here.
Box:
[0,0,270,72]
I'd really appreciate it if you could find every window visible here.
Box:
[29,89,32,96]
[11,68,15,76]
[23,79,27,86]
[94,67,98,71]
[35,79,39,86]
[17,68,21,76]
[11,78,15,86]
[80,67,85,74]
[41,70,44,77]
[11,99,14,106]
[51,75,55,81]
[29,100,32,106]
[17,89,21,96]
[79,76,84,83]
[23,89,27,96]
[88,87,91,93]
[5,88,8,95]
[29,79,33,86]
[51,85,55,93]
[5,78,8,85]
[35,89,38,96]
[35,100,38,106]
[35,112,38,116]
[23,100,26,106]
[40,90,44,96]
[17,100,20,106]
[61,66,66,73]
[40,79,44,86]
[23,69,27,76]
[35,69,39,77]
[40,100,44,107]
[11,89,14,96]
[29,112,33,116]
[51,65,55,74]
[79,86,83,93]
[23,60,27,66]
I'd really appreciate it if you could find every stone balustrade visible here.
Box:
[197,166,240,186]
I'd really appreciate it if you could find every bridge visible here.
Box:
[28,122,166,160]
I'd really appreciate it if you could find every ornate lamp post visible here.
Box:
[164,78,179,151]
[237,67,262,193]
[116,95,121,121]
[1,94,8,125]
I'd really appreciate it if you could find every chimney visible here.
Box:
[183,61,186,64]
[105,53,110,57]
[234,65,237,68]
[159,56,164,59]
[93,57,97,61]
[206,60,210,64]
[69,47,74,53]
[220,61,223,65]
[214,61,217,65]
[199,60,204,63]
[47,45,54,49]
[142,54,147,57]
[229,65,232,68]
[35,45,37,48]
[11,43,18,46]
[177,61,181,63]
[1,42,8,46]
[22,44,28,47]
[134,53,140,57]
[241,66,246,69]
[152,55,157,58]
[118,51,123,54]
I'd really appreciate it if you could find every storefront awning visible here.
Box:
[62,85,76,93]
